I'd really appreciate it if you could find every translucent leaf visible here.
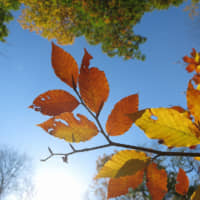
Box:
[96,150,149,179]
[29,90,79,116]
[81,48,93,69]
[187,81,200,123]
[106,94,138,136]
[38,113,98,143]
[191,185,200,200]
[147,163,167,200]
[79,50,109,114]
[107,169,144,199]
[133,108,200,147]
[51,42,79,88]
[175,168,189,195]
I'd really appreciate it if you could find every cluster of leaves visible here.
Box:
[88,153,200,200]
[19,0,186,60]
[30,44,200,199]
[0,0,20,42]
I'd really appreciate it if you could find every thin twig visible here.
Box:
[41,141,200,162]
[73,87,111,143]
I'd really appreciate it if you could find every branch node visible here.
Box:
[69,143,76,151]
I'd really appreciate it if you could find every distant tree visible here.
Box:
[0,147,34,200]
[19,0,187,60]
[86,150,200,200]
[0,0,20,42]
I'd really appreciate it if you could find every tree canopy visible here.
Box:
[0,0,20,42]
[19,0,187,60]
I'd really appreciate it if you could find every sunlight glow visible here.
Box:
[34,168,86,200]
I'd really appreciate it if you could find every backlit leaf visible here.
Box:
[106,94,138,136]
[81,48,93,69]
[187,81,200,123]
[29,90,79,116]
[51,42,79,88]
[79,50,109,114]
[96,150,149,179]
[107,169,144,199]
[147,163,167,200]
[38,112,98,143]
[183,48,200,73]
[191,185,200,200]
[133,108,200,147]
[175,168,189,195]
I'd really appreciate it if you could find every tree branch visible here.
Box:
[41,80,200,162]
[41,141,200,162]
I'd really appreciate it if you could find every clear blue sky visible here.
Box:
[0,2,198,199]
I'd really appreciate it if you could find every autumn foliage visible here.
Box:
[30,44,200,199]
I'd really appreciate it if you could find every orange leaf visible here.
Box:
[192,74,200,85]
[183,55,195,64]
[79,50,109,114]
[183,49,200,73]
[187,81,200,123]
[175,168,189,195]
[170,106,185,113]
[51,42,79,88]
[81,48,93,69]
[186,64,196,73]
[107,170,144,199]
[29,90,79,116]
[106,94,138,136]
[38,113,98,143]
[147,163,168,200]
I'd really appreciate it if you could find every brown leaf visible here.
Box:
[187,81,200,123]
[106,94,138,136]
[175,168,189,195]
[147,163,168,200]
[81,48,93,69]
[51,42,79,88]
[107,170,144,199]
[38,113,98,143]
[29,90,79,116]
[79,61,109,114]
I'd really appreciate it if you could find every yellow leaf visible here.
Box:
[133,108,200,147]
[38,113,98,143]
[191,185,200,200]
[96,150,149,179]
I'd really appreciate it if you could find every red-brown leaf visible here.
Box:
[187,81,200,123]
[79,50,109,114]
[106,94,138,136]
[29,90,79,116]
[51,42,79,88]
[81,48,93,69]
[107,170,144,199]
[175,168,189,195]
[146,163,168,200]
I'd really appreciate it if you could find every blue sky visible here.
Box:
[0,2,198,199]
